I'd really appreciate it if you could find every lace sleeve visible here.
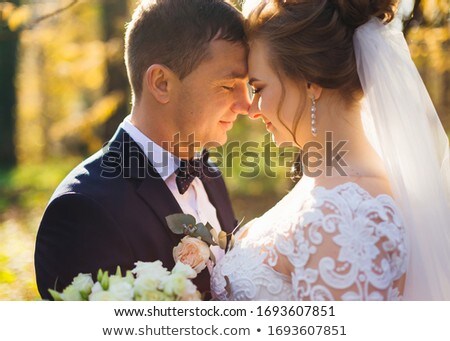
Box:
[270,185,408,301]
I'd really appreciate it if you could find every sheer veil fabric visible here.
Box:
[354,18,450,299]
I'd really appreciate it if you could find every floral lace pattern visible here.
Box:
[211,182,408,301]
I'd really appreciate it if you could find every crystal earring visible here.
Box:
[311,96,317,136]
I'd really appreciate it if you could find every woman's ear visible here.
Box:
[307,82,323,100]
[144,64,177,104]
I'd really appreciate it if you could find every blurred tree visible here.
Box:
[99,0,130,141]
[0,0,21,169]
[405,0,450,128]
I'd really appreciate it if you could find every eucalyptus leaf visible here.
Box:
[193,223,216,245]
[166,213,196,234]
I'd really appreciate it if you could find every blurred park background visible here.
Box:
[0,0,449,300]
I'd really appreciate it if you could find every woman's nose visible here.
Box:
[231,84,251,115]
[248,97,262,120]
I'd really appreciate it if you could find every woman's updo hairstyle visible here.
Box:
[246,0,398,103]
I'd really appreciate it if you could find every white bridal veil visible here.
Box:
[354,18,450,300]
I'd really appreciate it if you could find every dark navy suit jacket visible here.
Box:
[34,127,237,299]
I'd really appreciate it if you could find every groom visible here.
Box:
[34,0,250,300]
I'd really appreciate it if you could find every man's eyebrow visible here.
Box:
[248,77,261,85]
[221,71,248,80]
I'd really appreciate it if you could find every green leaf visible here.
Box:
[80,291,90,301]
[192,223,215,245]
[166,213,197,234]
[48,289,63,301]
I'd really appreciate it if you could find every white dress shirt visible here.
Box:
[120,115,225,266]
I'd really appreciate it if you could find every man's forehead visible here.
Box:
[220,69,248,80]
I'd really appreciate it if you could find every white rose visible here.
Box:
[108,276,134,300]
[89,282,111,301]
[88,278,134,301]
[171,261,197,279]
[161,274,187,297]
[71,273,94,294]
[179,281,201,301]
[133,275,160,297]
[89,290,119,301]
[137,290,174,301]
[132,261,170,280]
[60,285,83,301]
[173,236,210,273]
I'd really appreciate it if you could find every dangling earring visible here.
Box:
[311,96,317,136]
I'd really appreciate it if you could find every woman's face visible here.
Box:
[247,40,310,146]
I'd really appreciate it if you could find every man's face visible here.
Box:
[173,40,251,148]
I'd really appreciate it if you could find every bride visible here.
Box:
[211,0,450,300]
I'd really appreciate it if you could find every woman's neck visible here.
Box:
[297,97,388,183]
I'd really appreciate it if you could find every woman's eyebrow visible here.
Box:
[248,77,261,85]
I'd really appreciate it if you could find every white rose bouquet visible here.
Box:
[49,261,201,301]
[48,214,241,301]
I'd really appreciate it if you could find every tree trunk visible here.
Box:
[99,0,130,142]
[0,1,20,169]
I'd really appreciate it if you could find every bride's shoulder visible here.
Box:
[312,175,394,199]
[303,175,400,217]
[299,176,403,229]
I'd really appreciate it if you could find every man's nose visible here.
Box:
[231,85,252,115]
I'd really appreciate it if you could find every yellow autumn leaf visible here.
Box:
[7,5,31,31]
[0,2,16,22]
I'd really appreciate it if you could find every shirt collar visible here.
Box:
[120,115,179,181]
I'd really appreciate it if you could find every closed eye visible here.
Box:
[222,85,235,91]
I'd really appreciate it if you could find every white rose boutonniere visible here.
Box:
[173,236,211,273]
[166,213,243,273]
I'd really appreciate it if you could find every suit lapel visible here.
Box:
[201,176,237,234]
[108,128,184,244]
[136,173,184,244]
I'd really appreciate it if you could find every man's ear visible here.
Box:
[144,64,177,104]
[306,82,323,100]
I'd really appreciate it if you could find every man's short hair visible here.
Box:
[125,0,246,102]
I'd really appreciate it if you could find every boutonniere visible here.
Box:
[166,214,243,273]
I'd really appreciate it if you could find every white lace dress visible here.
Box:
[211,179,408,300]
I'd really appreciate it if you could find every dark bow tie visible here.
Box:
[175,150,216,194]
